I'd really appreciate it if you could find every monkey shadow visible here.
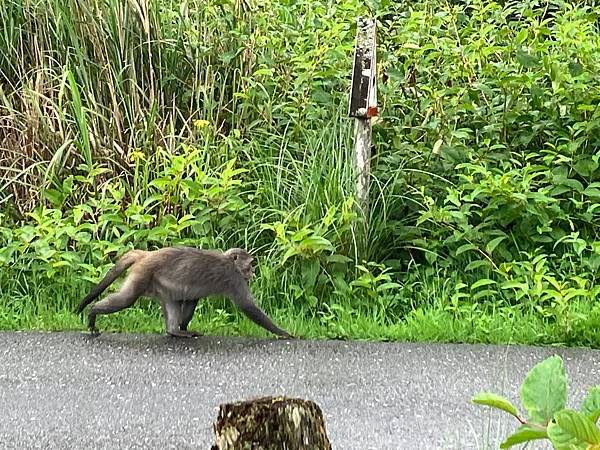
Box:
[80,331,297,356]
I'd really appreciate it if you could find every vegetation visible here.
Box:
[473,355,600,449]
[1,0,599,345]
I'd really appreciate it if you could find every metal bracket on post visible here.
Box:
[349,16,377,216]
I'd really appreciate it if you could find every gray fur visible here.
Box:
[75,247,293,339]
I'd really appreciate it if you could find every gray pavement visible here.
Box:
[0,331,599,449]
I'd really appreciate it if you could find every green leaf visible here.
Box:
[465,260,491,271]
[582,387,600,421]
[456,243,478,256]
[73,206,85,225]
[516,48,539,68]
[43,188,65,207]
[253,68,274,77]
[501,281,529,291]
[301,259,320,293]
[486,236,507,254]
[376,282,402,292]
[554,409,600,444]
[568,61,584,77]
[547,420,587,450]
[282,247,299,264]
[472,392,520,418]
[299,236,334,253]
[326,254,353,264]
[583,187,600,198]
[500,424,548,449]
[451,128,472,140]
[561,178,584,193]
[574,158,599,178]
[520,356,567,425]
[515,29,528,45]
[471,278,497,290]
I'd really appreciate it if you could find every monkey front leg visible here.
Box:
[230,290,294,339]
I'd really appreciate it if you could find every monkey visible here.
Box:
[75,247,293,339]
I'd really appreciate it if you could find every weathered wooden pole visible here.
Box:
[349,17,378,216]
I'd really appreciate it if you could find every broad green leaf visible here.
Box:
[561,178,584,193]
[500,424,548,449]
[520,356,567,425]
[548,420,587,450]
[516,48,539,68]
[301,259,320,292]
[582,387,600,421]
[568,61,584,77]
[452,128,472,139]
[471,278,497,290]
[465,260,491,271]
[73,206,85,225]
[472,289,498,300]
[299,236,334,253]
[291,228,312,242]
[515,29,528,45]
[554,410,600,444]
[472,392,520,418]
[282,247,299,264]
[376,282,402,292]
[583,187,600,198]
[456,243,478,255]
[253,68,274,77]
[574,158,599,178]
[486,236,507,254]
[501,281,529,290]
[326,254,353,264]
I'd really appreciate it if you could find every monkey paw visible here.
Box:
[167,330,200,338]
[278,333,296,340]
[89,328,101,337]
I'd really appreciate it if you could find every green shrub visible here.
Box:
[473,355,600,449]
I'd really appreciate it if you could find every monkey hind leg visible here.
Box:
[87,282,142,335]
[162,301,198,338]
[179,300,200,336]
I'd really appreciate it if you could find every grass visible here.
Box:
[2,284,599,349]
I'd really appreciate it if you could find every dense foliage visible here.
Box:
[0,0,598,344]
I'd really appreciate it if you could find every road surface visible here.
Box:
[0,331,599,449]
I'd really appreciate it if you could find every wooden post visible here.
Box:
[349,17,377,215]
[211,396,332,450]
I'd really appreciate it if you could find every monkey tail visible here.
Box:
[75,250,144,314]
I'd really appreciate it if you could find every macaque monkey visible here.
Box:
[75,247,293,339]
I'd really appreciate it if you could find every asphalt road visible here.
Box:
[0,332,599,449]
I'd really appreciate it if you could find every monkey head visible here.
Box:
[226,248,255,282]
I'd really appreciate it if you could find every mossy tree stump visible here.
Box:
[211,396,332,450]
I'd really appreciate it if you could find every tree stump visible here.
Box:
[211,396,332,450]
